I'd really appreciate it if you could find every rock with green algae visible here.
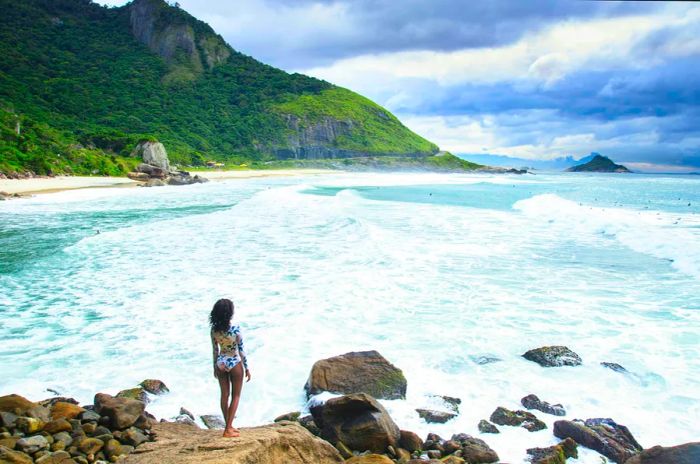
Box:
[34,451,75,464]
[527,437,578,464]
[450,433,499,463]
[521,394,566,416]
[490,406,547,432]
[117,388,150,405]
[305,350,407,400]
[15,417,44,434]
[553,418,642,463]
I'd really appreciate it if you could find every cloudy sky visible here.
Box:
[100,0,700,171]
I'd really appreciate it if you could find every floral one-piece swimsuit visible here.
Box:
[213,324,248,372]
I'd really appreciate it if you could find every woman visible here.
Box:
[210,298,251,437]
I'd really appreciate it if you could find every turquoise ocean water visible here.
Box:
[1,172,699,462]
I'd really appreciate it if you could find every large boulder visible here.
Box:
[139,380,169,395]
[305,351,407,400]
[132,141,170,171]
[625,442,700,464]
[553,418,642,463]
[490,406,546,432]
[122,421,343,464]
[416,408,457,424]
[94,393,145,430]
[523,346,582,367]
[312,393,400,454]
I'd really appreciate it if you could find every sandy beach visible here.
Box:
[0,169,337,195]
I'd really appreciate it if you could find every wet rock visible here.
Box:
[431,395,461,413]
[625,442,700,464]
[52,432,73,449]
[167,173,208,186]
[305,350,407,400]
[44,419,72,434]
[553,418,642,463]
[133,412,157,430]
[16,435,49,454]
[298,415,320,436]
[477,420,499,434]
[416,408,457,424]
[0,445,33,464]
[313,393,400,453]
[341,454,394,464]
[443,440,461,454]
[521,394,566,416]
[523,346,582,367]
[178,407,194,420]
[490,407,547,432]
[81,422,97,435]
[116,388,150,405]
[173,414,197,427]
[426,449,442,459]
[601,362,627,373]
[50,402,84,421]
[93,394,144,430]
[527,438,578,464]
[442,456,466,464]
[139,380,169,395]
[200,415,225,430]
[450,434,499,463]
[274,411,300,422]
[399,430,423,452]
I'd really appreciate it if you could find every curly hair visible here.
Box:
[210,298,234,333]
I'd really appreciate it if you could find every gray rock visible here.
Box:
[523,346,582,367]
[132,141,170,171]
[416,408,457,424]
[79,410,101,422]
[200,415,225,429]
[0,411,18,428]
[477,420,499,434]
[174,415,197,427]
[16,435,49,454]
[143,178,166,187]
[136,163,168,179]
[178,407,194,421]
[521,394,566,416]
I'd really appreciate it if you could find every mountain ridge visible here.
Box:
[0,0,459,176]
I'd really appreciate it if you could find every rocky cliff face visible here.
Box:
[129,0,230,82]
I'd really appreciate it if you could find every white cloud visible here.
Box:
[302,6,699,90]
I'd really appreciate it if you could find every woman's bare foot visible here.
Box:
[223,427,240,438]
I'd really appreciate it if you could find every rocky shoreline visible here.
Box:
[2,347,698,464]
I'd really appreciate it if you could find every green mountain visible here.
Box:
[0,0,479,177]
[566,154,631,173]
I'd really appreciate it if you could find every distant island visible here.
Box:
[566,154,631,173]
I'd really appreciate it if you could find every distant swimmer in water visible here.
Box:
[210,298,251,437]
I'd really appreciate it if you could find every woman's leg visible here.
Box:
[224,363,244,434]
[216,367,231,426]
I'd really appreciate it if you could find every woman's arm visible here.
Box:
[211,331,219,378]
[237,332,251,382]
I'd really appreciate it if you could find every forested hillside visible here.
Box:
[0,0,445,176]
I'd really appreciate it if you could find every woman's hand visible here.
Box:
[245,369,252,382]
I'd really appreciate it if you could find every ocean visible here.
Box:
[1,172,699,462]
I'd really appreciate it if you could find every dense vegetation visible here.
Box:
[0,0,445,176]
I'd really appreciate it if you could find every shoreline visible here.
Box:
[0,169,339,196]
